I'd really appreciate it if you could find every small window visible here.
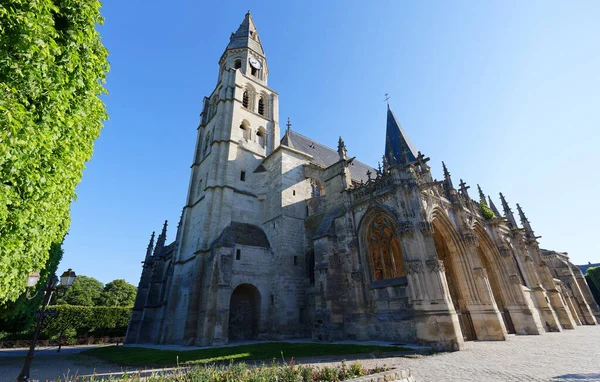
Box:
[293,190,296,196]
[251,66,257,76]
[306,206,309,217]
[242,91,249,108]
[258,97,265,116]
[196,178,203,196]
[270,295,274,305]
[240,171,246,182]
[234,59,242,69]
[236,249,241,260]
[257,129,265,148]
[294,256,298,266]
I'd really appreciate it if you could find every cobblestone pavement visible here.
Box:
[0,326,599,381]
[311,326,600,382]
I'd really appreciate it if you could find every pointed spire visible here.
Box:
[442,161,454,189]
[226,12,264,55]
[384,104,418,166]
[153,220,168,257]
[477,184,486,204]
[516,203,536,238]
[337,136,347,160]
[499,193,518,229]
[144,231,155,262]
[488,196,501,217]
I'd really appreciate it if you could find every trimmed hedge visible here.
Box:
[41,305,131,340]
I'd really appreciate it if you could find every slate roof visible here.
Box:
[226,12,264,56]
[211,222,270,248]
[281,130,375,183]
[385,104,418,165]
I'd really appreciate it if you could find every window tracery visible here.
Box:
[367,214,405,280]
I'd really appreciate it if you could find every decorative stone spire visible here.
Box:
[225,11,264,55]
[477,184,486,204]
[337,136,347,161]
[144,231,155,263]
[153,220,168,257]
[442,161,453,189]
[459,179,470,199]
[516,203,536,239]
[384,104,418,166]
[488,196,501,217]
[499,193,518,229]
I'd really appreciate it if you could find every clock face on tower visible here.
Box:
[249,57,262,70]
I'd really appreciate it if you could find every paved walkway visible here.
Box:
[0,326,598,381]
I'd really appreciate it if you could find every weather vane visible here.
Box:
[384,93,391,104]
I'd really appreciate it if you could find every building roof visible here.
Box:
[385,104,418,166]
[578,262,600,275]
[281,130,375,183]
[226,12,264,56]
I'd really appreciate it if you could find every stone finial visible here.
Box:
[382,155,389,169]
[516,203,535,238]
[459,179,470,199]
[488,196,501,217]
[442,161,453,189]
[499,193,518,229]
[153,220,168,257]
[337,136,347,160]
[145,231,155,263]
[477,184,486,205]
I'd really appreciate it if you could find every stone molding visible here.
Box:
[473,267,487,279]
[463,232,478,247]
[426,258,445,273]
[498,246,512,258]
[419,221,433,236]
[399,221,414,237]
[406,260,424,275]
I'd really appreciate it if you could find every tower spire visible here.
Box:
[499,193,518,229]
[384,104,418,166]
[144,231,155,263]
[442,161,453,189]
[226,12,264,55]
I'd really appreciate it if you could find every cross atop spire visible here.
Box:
[384,104,418,167]
[226,12,264,56]
[286,117,292,133]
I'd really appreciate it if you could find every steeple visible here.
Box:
[226,11,264,56]
[144,232,155,263]
[477,184,486,204]
[337,136,347,161]
[499,193,518,229]
[153,220,168,257]
[384,104,418,166]
[488,196,501,217]
[516,203,537,239]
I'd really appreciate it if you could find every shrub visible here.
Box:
[41,305,131,340]
[480,201,495,220]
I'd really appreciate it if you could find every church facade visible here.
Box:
[126,13,600,351]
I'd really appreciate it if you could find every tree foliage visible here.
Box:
[586,267,600,305]
[97,279,137,307]
[480,201,495,221]
[56,275,104,306]
[41,305,131,339]
[0,0,109,304]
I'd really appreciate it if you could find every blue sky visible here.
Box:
[61,0,600,284]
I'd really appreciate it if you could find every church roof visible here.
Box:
[385,104,418,165]
[226,12,264,56]
[281,130,375,183]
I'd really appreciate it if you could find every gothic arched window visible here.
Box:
[310,179,324,197]
[242,91,249,108]
[367,214,405,280]
[257,128,266,148]
[234,59,242,69]
[258,97,265,116]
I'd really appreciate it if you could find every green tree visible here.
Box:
[586,267,600,305]
[97,279,137,307]
[0,0,109,304]
[56,275,104,306]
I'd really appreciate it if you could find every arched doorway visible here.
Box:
[432,218,476,341]
[228,284,261,342]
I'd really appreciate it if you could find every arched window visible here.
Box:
[203,132,211,155]
[256,128,266,148]
[310,179,325,198]
[234,59,242,69]
[239,121,250,141]
[367,213,405,280]
[258,97,265,116]
[242,91,249,108]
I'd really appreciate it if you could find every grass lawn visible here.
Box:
[84,342,411,366]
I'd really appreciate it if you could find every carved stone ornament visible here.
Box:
[524,255,533,262]
[398,221,414,237]
[498,246,512,258]
[405,260,424,275]
[463,232,478,247]
[419,221,433,236]
[350,271,362,282]
[509,275,521,284]
[473,267,487,279]
[426,258,445,273]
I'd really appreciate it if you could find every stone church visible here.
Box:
[126,12,600,351]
